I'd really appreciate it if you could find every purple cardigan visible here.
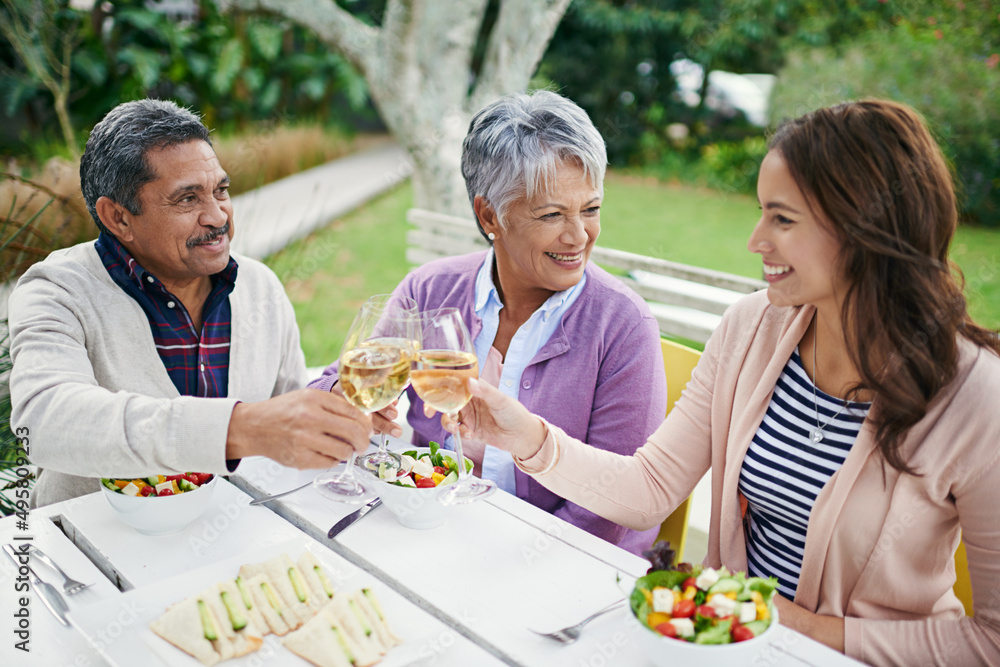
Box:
[310,251,666,552]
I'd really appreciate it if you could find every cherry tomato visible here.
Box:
[158,488,174,497]
[654,622,677,638]
[682,577,698,591]
[199,473,214,485]
[140,485,154,496]
[433,466,447,475]
[184,473,200,484]
[695,604,716,619]
[732,625,755,642]
[415,477,437,488]
[672,599,696,619]
[165,474,184,482]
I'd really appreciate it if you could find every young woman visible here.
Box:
[435,100,1000,665]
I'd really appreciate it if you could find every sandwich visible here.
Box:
[239,554,314,628]
[298,550,337,609]
[282,593,400,667]
[245,573,293,636]
[149,594,236,665]
[282,601,368,667]
[200,581,264,656]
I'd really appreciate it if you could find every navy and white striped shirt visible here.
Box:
[738,348,870,599]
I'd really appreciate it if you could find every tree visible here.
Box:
[0,0,83,156]
[227,0,572,217]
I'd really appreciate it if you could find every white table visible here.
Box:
[0,453,866,667]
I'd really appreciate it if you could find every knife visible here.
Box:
[3,544,70,627]
[328,498,382,538]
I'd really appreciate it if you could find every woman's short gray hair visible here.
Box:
[80,99,211,235]
[461,90,607,241]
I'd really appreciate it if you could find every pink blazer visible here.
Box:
[518,291,1000,665]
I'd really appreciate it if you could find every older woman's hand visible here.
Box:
[427,379,546,460]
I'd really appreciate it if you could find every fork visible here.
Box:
[529,598,627,643]
[27,545,92,595]
[248,480,314,506]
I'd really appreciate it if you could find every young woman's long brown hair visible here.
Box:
[769,99,999,474]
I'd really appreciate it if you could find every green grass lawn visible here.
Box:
[267,173,1000,366]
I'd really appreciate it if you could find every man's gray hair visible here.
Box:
[461,90,607,242]
[80,99,212,235]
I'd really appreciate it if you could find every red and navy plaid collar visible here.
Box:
[96,231,239,399]
[96,231,238,295]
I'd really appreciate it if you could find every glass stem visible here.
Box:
[450,412,468,482]
[335,451,358,481]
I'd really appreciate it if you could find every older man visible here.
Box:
[8,99,371,506]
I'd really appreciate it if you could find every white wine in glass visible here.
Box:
[409,350,479,415]
[314,303,412,503]
[410,309,495,505]
[354,293,419,473]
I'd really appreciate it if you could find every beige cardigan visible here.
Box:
[8,242,309,506]
[518,291,1000,665]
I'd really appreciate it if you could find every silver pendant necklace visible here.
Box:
[809,332,848,444]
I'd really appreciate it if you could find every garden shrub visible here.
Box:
[771,25,999,225]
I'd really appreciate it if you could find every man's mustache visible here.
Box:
[187,223,230,248]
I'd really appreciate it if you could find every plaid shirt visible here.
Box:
[96,232,238,398]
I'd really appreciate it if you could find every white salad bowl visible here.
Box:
[367,447,463,530]
[629,602,780,667]
[102,475,218,536]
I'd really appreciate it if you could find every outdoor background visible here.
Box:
[1,0,998,511]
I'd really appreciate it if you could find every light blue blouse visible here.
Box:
[445,249,586,493]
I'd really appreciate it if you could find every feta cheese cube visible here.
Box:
[652,587,674,613]
[695,567,720,591]
[739,601,758,624]
[155,481,174,495]
[669,617,695,638]
[410,457,435,478]
[708,593,737,618]
[122,482,141,496]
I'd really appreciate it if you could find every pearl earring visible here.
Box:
[488,232,496,241]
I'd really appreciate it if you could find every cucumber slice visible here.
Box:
[220,591,248,631]
[707,577,742,595]
[331,625,354,663]
[440,470,458,487]
[362,588,385,621]
[743,619,770,637]
[314,566,335,598]
[198,600,218,641]
[349,599,372,636]
[260,582,283,616]
[288,567,307,602]
[101,479,119,492]
[235,577,253,609]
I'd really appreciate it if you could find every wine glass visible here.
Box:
[313,302,413,503]
[355,294,419,474]
[410,308,496,505]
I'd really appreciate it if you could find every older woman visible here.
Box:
[435,100,1000,665]
[311,91,666,553]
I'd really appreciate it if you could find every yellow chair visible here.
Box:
[654,339,702,563]
[954,539,973,616]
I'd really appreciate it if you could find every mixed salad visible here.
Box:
[631,541,777,644]
[101,473,214,497]
[376,441,473,489]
